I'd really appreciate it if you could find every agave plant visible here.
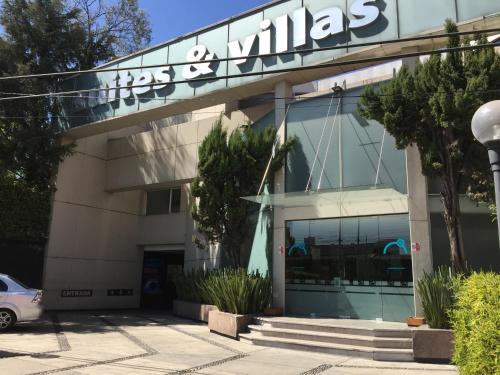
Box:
[416,266,462,329]
[172,269,210,304]
[202,268,272,315]
[173,267,272,314]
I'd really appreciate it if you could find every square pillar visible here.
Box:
[272,81,293,309]
[401,52,433,315]
[406,144,433,315]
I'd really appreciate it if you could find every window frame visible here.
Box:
[146,187,182,216]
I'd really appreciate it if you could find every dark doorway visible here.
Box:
[141,251,184,309]
[0,239,45,288]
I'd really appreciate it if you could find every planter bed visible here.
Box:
[412,326,454,363]
[208,310,253,339]
[173,300,218,323]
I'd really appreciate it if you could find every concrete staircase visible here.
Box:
[239,317,414,362]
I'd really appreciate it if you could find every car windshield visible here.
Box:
[7,276,30,289]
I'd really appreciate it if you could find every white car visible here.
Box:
[0,274,43,331]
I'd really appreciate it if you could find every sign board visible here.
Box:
[61,0,500,130]
[107,289,134,297]
[411,242,421,252]
[61,289,93,298]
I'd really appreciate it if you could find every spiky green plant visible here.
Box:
[202,268,271,315]
[172,269,210,304]
[173,268,272,314]
[416,266,462,329]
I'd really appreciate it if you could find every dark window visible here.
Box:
[170,188,181,213]
[146,190,171,215]
[146,188,182,215]
[0,280,8,292]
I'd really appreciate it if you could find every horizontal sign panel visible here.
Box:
[107,289,134,297]
[61,289,93,298]
[60,0,500,130]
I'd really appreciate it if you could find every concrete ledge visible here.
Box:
[173,300,218,323]
[412,327,454,363]
[208,310,253,339]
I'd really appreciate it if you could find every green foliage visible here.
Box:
[451,272,500,375]
[0,0,151,240]
[0,173,52,241]
[192,115,296,266]
[203,268,272,315]
[172,269,210,304]
[416,267,462,329]
[358,20,500,271]
[173,268,272,315]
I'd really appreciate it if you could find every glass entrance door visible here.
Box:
[285,214,413,322]
[141,252,184,309]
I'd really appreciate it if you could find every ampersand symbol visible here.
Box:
[183,45,215,79]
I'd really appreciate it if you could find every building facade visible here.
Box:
[44,0,500,320]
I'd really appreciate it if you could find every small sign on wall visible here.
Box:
[61,289,93,298]
[107,289,133,297]
[411,242,421,252]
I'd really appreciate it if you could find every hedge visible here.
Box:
[451,272,500,375]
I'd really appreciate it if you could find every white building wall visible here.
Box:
[44,104,274,309]
[43,133,143,310]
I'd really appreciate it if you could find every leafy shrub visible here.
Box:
[451,272,500,375]
[172,269,209,304]
[416,266,462,329]
[202,268,271,315]
[172,268,272,315]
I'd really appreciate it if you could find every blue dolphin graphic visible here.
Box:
[288,242,308,256]
[383,239,409,255]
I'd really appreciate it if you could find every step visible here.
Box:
[254,317,412,338]
[239,332,414,362]
[247,324,412,349]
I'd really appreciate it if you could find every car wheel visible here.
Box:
[0,309,16,331]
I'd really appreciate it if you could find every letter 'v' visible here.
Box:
[228,34,257,65]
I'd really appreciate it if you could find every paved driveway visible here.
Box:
[0,311,457,375]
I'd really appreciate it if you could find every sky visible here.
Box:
[0,1,272,45]
[138,0,271,45]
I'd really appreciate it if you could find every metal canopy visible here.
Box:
[241,185,407,208]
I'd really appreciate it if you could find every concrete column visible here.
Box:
[406,144,433,315]
[401,53,433,315]
[272,81,293,309]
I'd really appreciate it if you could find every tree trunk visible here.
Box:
[441,176,467,272]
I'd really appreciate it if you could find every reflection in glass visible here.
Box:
[285,214,413,321]
[286,87,407,194]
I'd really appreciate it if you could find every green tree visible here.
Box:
[71,0,152,69]
[358,21,500,271]
[192,116,296,267]
[0,0,151,241]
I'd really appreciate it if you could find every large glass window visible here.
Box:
[146,188,181,215]
[286,86,407,194]
[285,214,413,322]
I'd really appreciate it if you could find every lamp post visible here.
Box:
[471,100,500,246]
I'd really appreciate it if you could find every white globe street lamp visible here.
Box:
[471,100,500,246]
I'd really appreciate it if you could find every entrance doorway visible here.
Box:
[285,214,414,322]
[141,251,184,309]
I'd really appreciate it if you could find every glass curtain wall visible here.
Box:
[283,86,412,321]
[285,214,413,322]
[286,86,407,194]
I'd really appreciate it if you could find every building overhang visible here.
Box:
[242,185,408,219]
[60,0,500,139]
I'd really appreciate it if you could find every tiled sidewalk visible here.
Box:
[0,311,457,374]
